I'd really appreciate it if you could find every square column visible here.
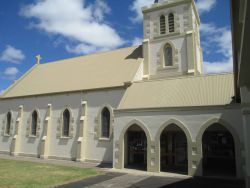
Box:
[11,105,23,156]
[242,108,250,188]
[40,104,52,159]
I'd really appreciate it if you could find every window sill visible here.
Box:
[28,135,37,138]
[60,136,70,139]
[29,135,36,138]
[154,31,180,39]
[158,64,178,71]
[3,134,10,137]
[99,137,110,142]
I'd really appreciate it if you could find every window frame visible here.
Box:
[62,109,70,138]
[30,110,38,136]
[168,13,175,33]
[26,109,41,138]
[159,15,166,35]
[101,107,111,139]
[4,111,12,136]
[163,43,174,67]
[96,105,114,141]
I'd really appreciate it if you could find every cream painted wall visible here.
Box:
[113,106,245,177]
[114,107,244,142]
[150,37,187,75]
[0,88,126,162]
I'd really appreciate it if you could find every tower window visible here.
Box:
[63,109,70,137]
[160,15,166,34]
[168,13,175,33]
[31,111,38,136]
[164,44,173,66]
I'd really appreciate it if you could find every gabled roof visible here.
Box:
[1,46,142,99]
[118,73,234,110]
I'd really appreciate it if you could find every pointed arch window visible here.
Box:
[164,44,173,66]
[31,111,38,136]
[5,112,11,135]
[101,107,110,138]
[160,15,166,35]
[63,109,70,137]
[168,13,175,33]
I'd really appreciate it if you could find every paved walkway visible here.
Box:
[0,154,245,188]
[58,171,245,188]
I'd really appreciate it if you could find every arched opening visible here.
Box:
[160,124,188,174]
[6,112,11,135]
[63,109,70,137]
[164,44,173,66]
[168,13,175,33]
[31,111,38,136]
[124,124,147,170]
[101,107,110,138]
[160,15,166,34]
[202,123,236,177]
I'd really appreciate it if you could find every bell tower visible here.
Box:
[142,0,203,79]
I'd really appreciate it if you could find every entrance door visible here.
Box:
[202,124,236,177]
[125,125,147,170]
[160,124,188,174]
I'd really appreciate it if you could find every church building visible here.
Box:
[0,0,248,180]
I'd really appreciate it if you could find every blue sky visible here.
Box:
[0,0,232,93]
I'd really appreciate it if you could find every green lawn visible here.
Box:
[0,158,99,188]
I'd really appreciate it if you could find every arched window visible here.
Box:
[63,109,70,137]
[5,112,11,135]
[164,44,173,66]
[101,107,110,138]
[31,111,38,136]
[168,13,175,33]
[160,15,166,35]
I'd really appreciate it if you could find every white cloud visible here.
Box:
[66,43,109,55]
[92,0,111,22]
[200,23,233,74]
[4,67,19,76]
[129,0,216,23]
[20,0,124,54]
[0,89,5,94]
[130,0,152,23]
[131,37,142,46]
[3,67,19,80]
[204,59,233,74]
[0,45,25,64]
[196,0,216,14]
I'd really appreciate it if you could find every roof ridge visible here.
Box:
[40,45,140,66]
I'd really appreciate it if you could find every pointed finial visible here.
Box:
[36,55,42,64]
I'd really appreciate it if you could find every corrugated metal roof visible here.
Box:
[1,46,142,99]
[118,73,234,109]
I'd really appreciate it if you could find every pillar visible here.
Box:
[143,39,150,78]
[41,104,52,159]
[11,105,23,156]
[242,108,250,187]
[76,100,87,161]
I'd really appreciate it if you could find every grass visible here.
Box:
[0,158,99,188]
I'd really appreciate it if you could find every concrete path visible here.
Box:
[58,171,245,188]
